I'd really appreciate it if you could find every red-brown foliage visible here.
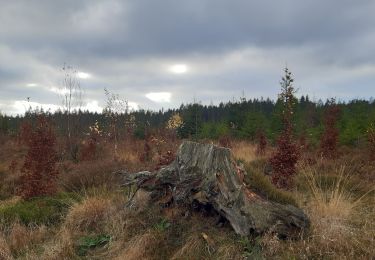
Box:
[320,99,341,159]
[80,121,102,161]
[270,131,299,188]
[18,121,32,145]
[255,130,267,156]
[80,138,98,161]
[18,116,59,199]
[155,150,175,170]
[8,159,18,174]
[218,135,232,148]
[139,138,152,163]
[270,68,299,189]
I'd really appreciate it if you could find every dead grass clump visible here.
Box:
[0,233,12,260]
[170,234,208,260]
[41,227,75,260]
[259,231,281,258]
[114,230,159,260]
[7,222,47,253]
[65,196,116,233]
[231,141,258,163]
[215,240,244,260]
[301,164,370,221]
[279,163,375,259]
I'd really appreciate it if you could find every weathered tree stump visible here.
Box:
[119,141,309,238]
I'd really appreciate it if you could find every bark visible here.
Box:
[119,141,309,238]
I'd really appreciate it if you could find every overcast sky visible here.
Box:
[0,0,374,115]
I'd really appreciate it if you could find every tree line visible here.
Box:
[1,95,374,147]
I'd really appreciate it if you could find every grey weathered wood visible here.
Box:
[121,141,309,238]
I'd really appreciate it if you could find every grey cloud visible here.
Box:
[0,0,374,114]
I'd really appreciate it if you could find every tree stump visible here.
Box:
[120,141,309,238]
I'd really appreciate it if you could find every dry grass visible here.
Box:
[59,160,124,192]
[0,135,374,259]
[215,243,244,260]
[7,222,47,253]
[0,197,21,209]
[65,196,116,233]
[40,227,75,260]
[0,233,13,260]
[0,223,48,259]
[114,230,159,260]
[231,140,258,163]
[260,162,375,259]
[170,234,208,260]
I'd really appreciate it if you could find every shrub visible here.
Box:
[139,137,152,163]
[60,160,122,192]
[320,99,341,159]
[17,120,32,145]
[218,135,232,148]
[77,234,111,256]
[255,130,267,156]
[269,68,299,189]
[80,121,102,161]
[18,116,59,199]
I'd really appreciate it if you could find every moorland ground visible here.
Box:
[0,133,374,259]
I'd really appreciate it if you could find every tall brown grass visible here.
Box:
[7,222,47,254]
[271,162,375,259]
[231,141,259,163]
[0,233,12,260]
[65,196,116,233]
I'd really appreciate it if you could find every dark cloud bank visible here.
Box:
[0,0,374,115]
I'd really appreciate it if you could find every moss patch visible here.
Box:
[0,192,80,225]
[244,161,297,206]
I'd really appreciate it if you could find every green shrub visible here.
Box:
[0,192,80,225]
[244,162,297,206]
[153,218,171,232]
[238,236,263,259]
[77,234,111,256]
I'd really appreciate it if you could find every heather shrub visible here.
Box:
[18,116,59,199]
[60,160,123,192]
[0,193,80,225]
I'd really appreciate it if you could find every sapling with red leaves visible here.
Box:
[269,67,299,189]
[18,116,59,199]
[256,129,267,156]
[320,98,341,159]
